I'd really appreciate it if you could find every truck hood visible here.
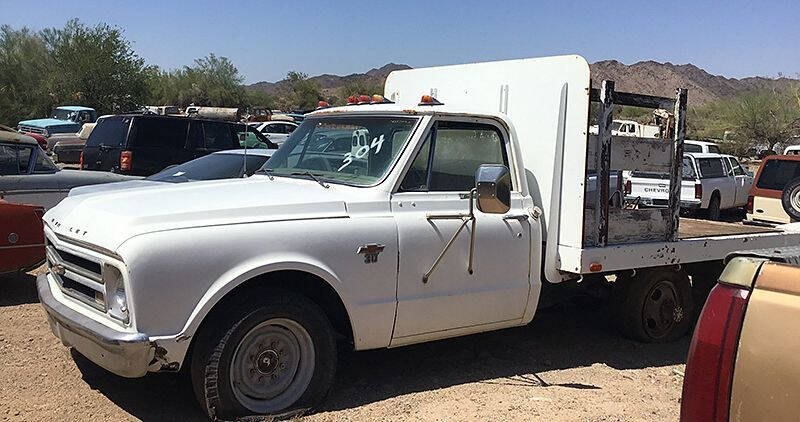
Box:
[43,176,355,252]
[18,118,74,128]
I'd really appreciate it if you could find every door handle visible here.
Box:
[503,214,529,221]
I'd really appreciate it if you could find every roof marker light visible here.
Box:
[370,94,394,104]
[419,95,444,106]
[358,95,371,104]
[347,95,358,105]
[316,101,330,109]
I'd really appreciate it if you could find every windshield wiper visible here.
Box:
[290,171,329,188]
[255,168,275,180]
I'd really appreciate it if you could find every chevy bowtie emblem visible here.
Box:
[356,243,385,264]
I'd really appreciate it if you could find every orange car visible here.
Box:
[746,155,800,224]
[0,199,45,274]
[681,247,800,421]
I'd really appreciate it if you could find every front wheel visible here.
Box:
[190,291,337,420]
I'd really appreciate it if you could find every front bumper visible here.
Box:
[37,273,153,378]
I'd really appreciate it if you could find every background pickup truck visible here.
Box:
[17,106,97,138]
[681,247,800,421]
[36,56,800,419]
[627,152,752,219]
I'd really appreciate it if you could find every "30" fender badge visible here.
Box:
[355,243,385,264]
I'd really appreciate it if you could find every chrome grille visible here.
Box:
[18,125,45,135]
[45,238,106,311]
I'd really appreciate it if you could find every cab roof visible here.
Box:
[308,103,510,124]
[57,106,94,112]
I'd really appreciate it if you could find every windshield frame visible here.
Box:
[261,113,423,188]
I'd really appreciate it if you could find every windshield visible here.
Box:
[147,153,271,183]
[262,115,419,186]
[631,157,696,180]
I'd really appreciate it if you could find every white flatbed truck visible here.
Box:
[37,55,800,419]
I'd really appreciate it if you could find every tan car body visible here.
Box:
[723,256,800,421]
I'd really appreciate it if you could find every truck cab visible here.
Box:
[18,106,97,138]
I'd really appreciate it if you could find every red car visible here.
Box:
[0,199,45,274]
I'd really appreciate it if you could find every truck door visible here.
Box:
[390,120,531,341]
[727,157,751,207]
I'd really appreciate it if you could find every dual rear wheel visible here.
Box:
[611,268,694,342]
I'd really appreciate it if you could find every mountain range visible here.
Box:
[247,60,797,107]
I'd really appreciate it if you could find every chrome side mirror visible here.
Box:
[475,164,511,214]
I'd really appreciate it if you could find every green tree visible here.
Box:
[689,86,800,156]
[282,71,322,111]
[41,19,149,114]
[336,78,384,104]
[0,25,53,125]
[146,53,249,108]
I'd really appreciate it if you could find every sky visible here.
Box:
[1,0,798,84]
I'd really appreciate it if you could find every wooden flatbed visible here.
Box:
[678,218,779,239]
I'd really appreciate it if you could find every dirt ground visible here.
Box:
[0,266,688,422]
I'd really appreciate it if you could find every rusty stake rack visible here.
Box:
[586,81,688,247]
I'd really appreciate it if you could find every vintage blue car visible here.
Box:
[17,106,97,138]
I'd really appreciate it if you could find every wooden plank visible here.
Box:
[678,218,779,239]
[584,208,671,246]
[587,135,673,172]
[590,88,676,110]
[667,88,688,241]
[594,81,614,247]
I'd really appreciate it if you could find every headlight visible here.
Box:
[102,264,129,323]
[42,129,48,137]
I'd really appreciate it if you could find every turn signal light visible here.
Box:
[120,150,133,172]
[746,195,754,214]
[624,180,632,195]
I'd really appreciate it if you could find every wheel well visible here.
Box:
[711,190,720,200]
[193,270,354,349]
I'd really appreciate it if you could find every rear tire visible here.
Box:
[781,177,800,221]
[610,268,694,342]
[706,194,721,221]
[190,290,337,420]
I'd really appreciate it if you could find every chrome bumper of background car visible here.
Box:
[37,273,153,378]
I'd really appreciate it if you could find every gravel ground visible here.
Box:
[0,266,688,421]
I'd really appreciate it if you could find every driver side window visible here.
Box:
[400,121,509,192]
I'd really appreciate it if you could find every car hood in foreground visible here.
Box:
[44,176,378,252]
[68,179,160,197]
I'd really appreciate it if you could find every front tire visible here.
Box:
[190,290,337,420]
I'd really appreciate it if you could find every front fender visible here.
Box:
[118,216,399,366]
